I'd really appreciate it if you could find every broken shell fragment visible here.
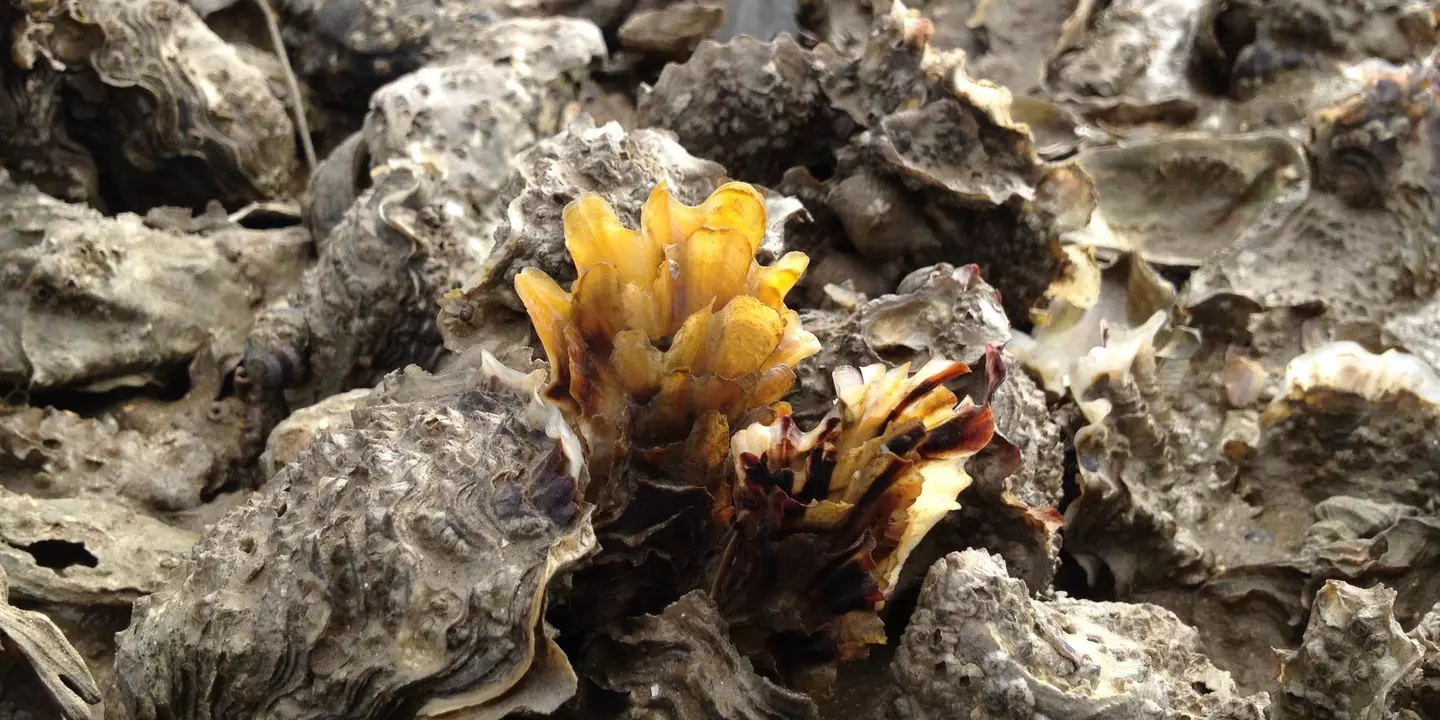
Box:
[0,566,102,720]
[1268,341,1440,415]
[713,356,997,663]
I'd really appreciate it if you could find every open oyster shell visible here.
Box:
[1070,132,1310,267]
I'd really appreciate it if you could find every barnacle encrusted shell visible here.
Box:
[1311,64,1438,208]
[1186,62,1440,329]
[110,356,595,719]
[714,357,997,661]
[515,181,821,459]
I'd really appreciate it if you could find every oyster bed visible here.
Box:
[3,0,1440,718]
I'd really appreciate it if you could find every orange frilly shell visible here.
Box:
[515,181,820,465]
[716,357,997,661]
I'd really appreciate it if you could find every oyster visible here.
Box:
[1045,0,1206,125]
[618,2,727,57]
[1070,132,1310,267]
[1276,581,1422,719]
[1187,63,1440,335]
[110,354,596,719]
[11,0,299,209]
[1191,0,1437,101]
[580,591,819,719]
[1011,250,1176,394]
[636,33,850,185]
[0,178,308,394]
[250,20,608,406]
[886,550,1270,719]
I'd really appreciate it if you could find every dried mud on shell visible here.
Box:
[3,1,1440,719]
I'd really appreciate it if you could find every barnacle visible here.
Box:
[713,357,996,662]
[515,181,820,470]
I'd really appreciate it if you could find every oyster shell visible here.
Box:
[636,33,851,185]
[1045,0,1206,125]
[1070,132,1310,267]
[110,354,596,719]
[0,176,308,394]
[0,487,197,607]
[580,591,819,719]
[1276,581,1421,719]
[1011,250,1176,394]
[12,0,299,209]
[886,550,1270,719]
[252,19,608,406]
[1186,65,1440,333]
[618,2,727,57]
[1191,0,1437,101]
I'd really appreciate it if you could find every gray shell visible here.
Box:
[1276,581,1421,719]
[637,34,850,185]
[581,591,819,720]
[0,566,102,720]
[13,0,298,208]
[0,175,309,394]
[885,550,1270,720]
[263,22,607,402]
[0,487,197,607]
[110,366,595,719]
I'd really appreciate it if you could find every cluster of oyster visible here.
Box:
[4,0,1440,718]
